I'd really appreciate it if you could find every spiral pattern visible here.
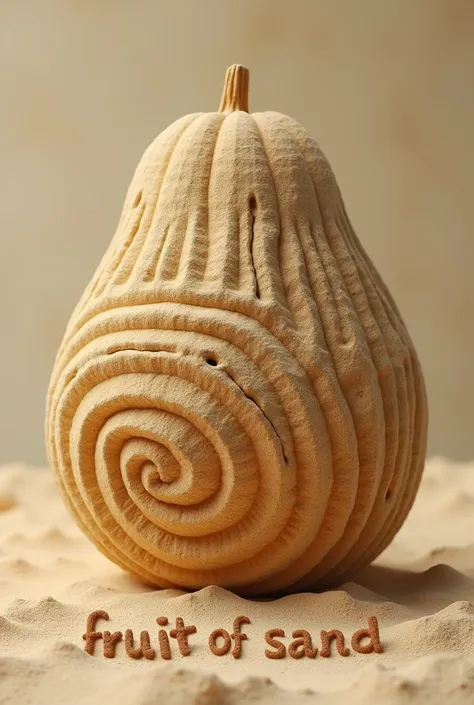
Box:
[48,304,344,592]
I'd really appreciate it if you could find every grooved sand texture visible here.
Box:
[45,66,428,595]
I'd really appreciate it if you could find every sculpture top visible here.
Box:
[218,64,249,113]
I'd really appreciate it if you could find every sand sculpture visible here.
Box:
[45,64,428,595]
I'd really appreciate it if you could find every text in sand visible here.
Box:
[83,611,383,660]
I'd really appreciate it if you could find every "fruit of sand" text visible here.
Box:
[82,611,383,660]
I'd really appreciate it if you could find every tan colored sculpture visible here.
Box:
[45,64,428,596]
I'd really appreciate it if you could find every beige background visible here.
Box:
[0,0,473,465]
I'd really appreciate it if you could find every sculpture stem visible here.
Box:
[219,64,249,113]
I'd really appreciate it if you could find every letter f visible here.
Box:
[83,610,109,655]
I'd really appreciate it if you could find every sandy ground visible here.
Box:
[0,457,474,704]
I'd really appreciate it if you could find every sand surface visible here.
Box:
[0,457,474,704]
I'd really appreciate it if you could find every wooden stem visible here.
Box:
[219,64,249,113]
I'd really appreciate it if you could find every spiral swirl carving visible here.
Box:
[48,305,340,592]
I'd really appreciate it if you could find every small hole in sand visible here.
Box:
[206,357,218,367]
[133,191,142,208]
[248,194,257,216]
[385,488,392,501]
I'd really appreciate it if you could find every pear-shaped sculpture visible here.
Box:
[46,65,428,596]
